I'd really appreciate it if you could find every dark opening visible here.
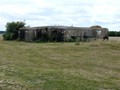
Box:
[19,30,25,40]
[50,29,64,42]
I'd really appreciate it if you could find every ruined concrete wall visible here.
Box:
[19,28,37,41]
[92,28,109,39]
[63,27,97,41]
[19,26,109,42]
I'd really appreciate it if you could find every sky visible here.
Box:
[0,0,120,31]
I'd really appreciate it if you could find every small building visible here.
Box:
[18,25,109,42]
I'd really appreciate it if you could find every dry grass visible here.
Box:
[109,37,120,41]
[0,36,120,90]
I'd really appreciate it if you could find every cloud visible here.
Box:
[0,0,120,31]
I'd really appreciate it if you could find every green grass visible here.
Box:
[0,39,120,90]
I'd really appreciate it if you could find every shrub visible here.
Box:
[3,21,26,40]
[75,38,80,45]
[3,33,15,40]
[64,38,75,42]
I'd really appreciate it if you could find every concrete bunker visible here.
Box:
[19,25,109,42]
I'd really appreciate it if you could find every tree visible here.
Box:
[3,21,26,40]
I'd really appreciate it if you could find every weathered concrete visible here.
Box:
[19,25,109,42]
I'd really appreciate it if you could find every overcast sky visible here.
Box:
[0,0,120,31]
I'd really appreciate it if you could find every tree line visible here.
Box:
[108,31,120,37]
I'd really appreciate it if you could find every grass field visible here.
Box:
[0,36,120,90]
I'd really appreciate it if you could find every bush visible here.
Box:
[3,33,15,40]
[3,21,26,40]
[75,38,80,45]
[64,38,75,42]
